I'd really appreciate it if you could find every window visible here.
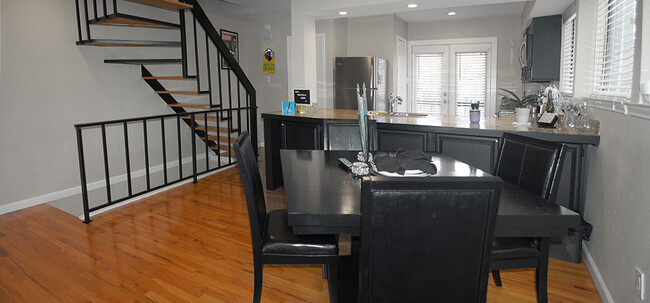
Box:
[410,40,495,117]
[413,53,444,114]
[560,14,576,95]
[455,52,487,116]
[593,0,637,99]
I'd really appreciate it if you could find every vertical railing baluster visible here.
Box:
[124,121,132,196]
[204,112,209,171]
[193,16,201,92]
[191,115,198,183]
[101,124,112,204]
[112,0,117,14]
[76,127,92,224]
[143,119,150,190]
[83,0,91,41]
[247,92,251,138]
[93,0,98,21]
[237,81,241,136]
[216,109,222,167]
[250,92,257,154]
[206,33,213,108]
[75,0,83,42]
[217,54,224,118]
[161,117,168,184]
[177,116,183,179]
[102,0,107,18]
[227,71,232,158]
[179,10,188,78]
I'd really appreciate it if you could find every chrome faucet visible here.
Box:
[388,94,403,113]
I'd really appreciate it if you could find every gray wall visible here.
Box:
[316,18,348,109]
[583,109,650,303]
[0,0,287,216]
[408,15,524,97]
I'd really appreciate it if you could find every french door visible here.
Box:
[410,41,494,117]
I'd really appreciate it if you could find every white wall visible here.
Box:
[408,15,523,98]
[0,0,284,216]
[316,18,348,108]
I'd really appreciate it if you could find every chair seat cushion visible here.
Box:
[262,210,338,256]
[491,237,540,260]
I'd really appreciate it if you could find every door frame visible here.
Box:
[408,37,498,117]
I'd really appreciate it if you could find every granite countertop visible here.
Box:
[263,109,600,137]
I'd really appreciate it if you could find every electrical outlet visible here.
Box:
[636,268,646,300]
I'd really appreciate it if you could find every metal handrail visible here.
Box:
[75,108,251,223]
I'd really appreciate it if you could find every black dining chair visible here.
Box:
[490,132,567,303]
[233,131,339,303]
[359,176,502,302]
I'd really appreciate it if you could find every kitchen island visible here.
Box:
[262,108,599,262]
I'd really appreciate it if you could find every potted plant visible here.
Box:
[499,88,538,125]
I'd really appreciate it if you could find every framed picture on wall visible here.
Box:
[220,29,239,69]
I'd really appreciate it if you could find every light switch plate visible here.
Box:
[636,268,646,300]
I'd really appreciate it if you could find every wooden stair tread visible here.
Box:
[202,135,237,143]
[181,116,229,122]
[194,126,233,133]
[125,0,192,11]
[157,91,209,95]
[90,13,179,29]
[79,39,181,47]
[105,59,182,65]
[168,104,211,109]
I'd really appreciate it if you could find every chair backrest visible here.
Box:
[233,131,266,254]
[495,133,566,200]
[359,176,502,303]
[324,119,377,151]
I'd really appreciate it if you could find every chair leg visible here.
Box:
[253,263,264,303]
[536,238,550,303]
[322,264,328,279]
[491,270,503,286]
[327,258,339,303]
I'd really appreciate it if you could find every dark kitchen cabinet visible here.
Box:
[281,121,322,150]
[435,133,501,174]
[377,128,432,152]
[521,15,562,82]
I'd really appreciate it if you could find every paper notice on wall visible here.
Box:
[263,48,275,75]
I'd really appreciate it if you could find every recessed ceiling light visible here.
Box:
[407,3,418,8]
[338,11,348,16]
[447,11,457,16]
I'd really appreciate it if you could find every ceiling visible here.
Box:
[204,0,573,23]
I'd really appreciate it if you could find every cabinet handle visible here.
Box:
[519,40,526,67]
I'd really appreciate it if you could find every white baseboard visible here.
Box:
[0,153,232,216]
[583,242,614,303]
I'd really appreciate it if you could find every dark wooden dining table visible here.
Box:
[279,149,581,302]
[281,150,580,237]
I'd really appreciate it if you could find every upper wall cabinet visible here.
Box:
[521,15,562,82]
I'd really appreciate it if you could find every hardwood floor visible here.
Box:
[0,165,601,302]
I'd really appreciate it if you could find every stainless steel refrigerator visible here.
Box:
[335,57,388,111]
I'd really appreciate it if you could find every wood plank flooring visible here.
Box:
[0,165,601,302]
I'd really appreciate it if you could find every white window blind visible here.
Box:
[560,14,576,95]
[455,52,487,116]
[414,53,443,114]
[594,0,636,98]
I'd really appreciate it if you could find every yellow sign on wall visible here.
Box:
[263,48,275,75]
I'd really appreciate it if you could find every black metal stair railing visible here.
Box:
[75,108,248,224]
[73,0,257,223]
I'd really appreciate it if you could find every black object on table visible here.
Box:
[280,150,581,302]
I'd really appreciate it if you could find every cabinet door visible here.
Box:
[377,129,429,152]
[436,134,500,174]
[281,121,322,150]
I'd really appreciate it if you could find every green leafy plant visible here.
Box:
[499,88,538,108]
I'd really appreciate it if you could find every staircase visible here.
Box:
[74,0,256,223]
[74,0,256,159]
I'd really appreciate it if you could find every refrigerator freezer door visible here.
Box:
[335,57,373,110]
